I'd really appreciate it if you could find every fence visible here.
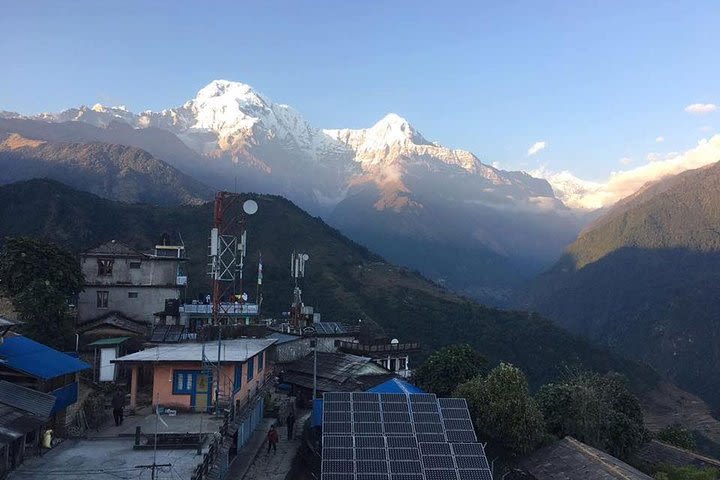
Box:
[236,396,264,450]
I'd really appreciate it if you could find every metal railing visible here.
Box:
[335,340,420,353]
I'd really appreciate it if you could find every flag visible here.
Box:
[257,253,263,285]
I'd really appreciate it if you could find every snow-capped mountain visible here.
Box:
[530,167,605,210]
[3,79,586,304]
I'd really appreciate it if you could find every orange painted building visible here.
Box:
[114,338,276,412]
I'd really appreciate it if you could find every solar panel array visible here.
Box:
[321,392,493,480]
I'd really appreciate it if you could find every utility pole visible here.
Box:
[215,325,222,416]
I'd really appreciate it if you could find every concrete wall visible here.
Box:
[149,351,273,410]
[78,254,181,323]
[274,336,354,363]
[78,286,179,323]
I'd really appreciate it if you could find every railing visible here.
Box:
[335,340,421,353]
[181,303,259,315]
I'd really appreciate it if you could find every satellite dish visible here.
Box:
[302,254,309,261]
[390,338,399,344]
[243,199,258,215]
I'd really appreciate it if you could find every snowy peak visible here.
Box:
[324,113,430,153]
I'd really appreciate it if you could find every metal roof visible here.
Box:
[520,437,652,480]
[0,316,21,327]
[0,380,55,418]
[286,352,389,384]
[113,338,277,363]
[84,241,142,257]
[87,336,131,347]
[0,336,90,380]
[0,404,46,444]
[268,332,303,345]
[367,378,425,394]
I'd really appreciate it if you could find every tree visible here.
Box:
[657,423,696,451]
[412,344,486,397]
[455,363,545,454]
[0,237,83,349]
[536,371,646,459]
[654,465,718,480]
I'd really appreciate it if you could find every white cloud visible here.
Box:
[527,141,547,156]
[685,103,717,114]
[535,134,720,210]
[700,125,713,132]
[619,157,633,165]
[655,136,664,143]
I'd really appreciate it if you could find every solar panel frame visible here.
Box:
[385,436,418,448]
[446,430,477,443]
[419,442,452,455]
[457,470,493,480]
[356,460,389,474]
[455,455,490,470]
[354,436,386,448]
[325,392,352,402]
[425,469,460,480]
[356,448,389,461]
[389,461,423,474]
[388,448,420,461]
[325,401,351,412]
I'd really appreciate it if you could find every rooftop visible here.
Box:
[283,351,391,392]
[84,240,142,257]
[0,336,90,380]
[0,380,55,418]
[113,338,276,363]
[520,437,652,480]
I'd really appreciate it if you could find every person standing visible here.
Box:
[111,388,125,426]
[267,425,279,454]
[286,412,296,440]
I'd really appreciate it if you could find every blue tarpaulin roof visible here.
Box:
[0,336,90,380]
[311,378,425,427]
[367,378,425,394]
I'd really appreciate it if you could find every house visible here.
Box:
[0,380,55,477]
[0,336,90,431]
[519,436,653,479]
[268,329,355,364]
[77,240,186,328]
[281,351,393,405]
[335,338,420,378]
[112,338,276,412]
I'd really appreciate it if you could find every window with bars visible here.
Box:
[173,371,195,394]
[97,258,114,276]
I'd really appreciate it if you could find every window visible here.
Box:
[129,261,142,269]
[258,352,264,371]
[96,291,109,308]
[247,357,254,381]
[173,371,195,394]
[399,357,407,371]
[97,258,114,276]
[389,358,397,372]
[234,365,242,392]
[128,292,138,299]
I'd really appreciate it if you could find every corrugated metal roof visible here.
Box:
[84,241,141,257]
[0,336,90,380]
[113,338,276,363]
[0,316,21,327]
[520,437,652,480]
[87,336,131,347]
[0,381,55,419]
[268,332,303,345]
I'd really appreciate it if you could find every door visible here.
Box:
[193,372,210,412]
[99,347,117,382]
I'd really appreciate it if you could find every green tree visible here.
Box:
[455,363,545,454]
[412,344,486,397]
[657,423,696,451]
[654,464,718,480]
[0,237,83,349]
[536,371,646,459]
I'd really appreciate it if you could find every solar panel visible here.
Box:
[451,443,485,456]
[325,448,355,460]
[386,436,418,449]
[455,456,489,470]
[458,470,493,480]
[356,461,389,474]
[150,325,169,342]
[422,455,456,469]
[354,412,382,423]
[324,436,353,448]
[321,393,492,480]
[356,448,388,461]
[353,392,381,402]
[439,398,467,409]
[382,402,409,412]
[380,393,408,403]
[389,448,420,461]
[325,392,352,402]
[446,430,477,443]
[355,436,385,448]
[443,419,474,431]
[389,461,423,474]
[325,402,351,412]
[322,460,354,473]
[419,443,452,455]
[425,469,459,480]
[383,412,411,423]
[325,412,352,423]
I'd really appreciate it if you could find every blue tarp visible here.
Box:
[0,336,90,380]
[311,379,426,427]
[50,381,79,413]
[367,378,425,394]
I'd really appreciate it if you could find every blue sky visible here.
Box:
[1,0,718,179]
